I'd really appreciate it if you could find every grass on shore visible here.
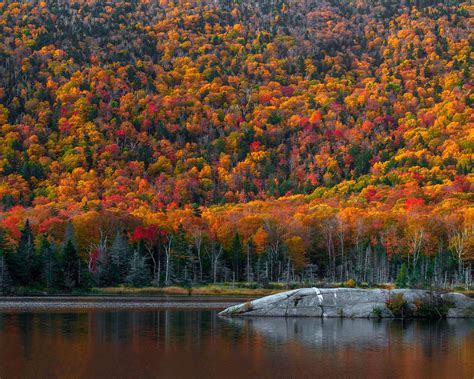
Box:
[93,284,474,297]
[7,282,471,297]
[93,285,283,297]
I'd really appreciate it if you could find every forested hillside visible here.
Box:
[0,0,472,291]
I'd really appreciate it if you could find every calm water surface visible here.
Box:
[0,297,472,379]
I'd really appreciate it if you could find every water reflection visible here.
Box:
[224,316,474,350]
[0,309,472,378]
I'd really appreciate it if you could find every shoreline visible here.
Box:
[93,285,282,297]
[0,284,472,298]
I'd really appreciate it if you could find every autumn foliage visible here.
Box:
[0,0,472,289]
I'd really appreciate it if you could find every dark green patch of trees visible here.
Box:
[0,219,470,294]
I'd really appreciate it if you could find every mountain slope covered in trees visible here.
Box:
[0,0,472,291]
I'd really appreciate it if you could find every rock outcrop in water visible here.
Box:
[218,288,474,318]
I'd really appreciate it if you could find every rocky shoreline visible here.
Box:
[218,288,474,318]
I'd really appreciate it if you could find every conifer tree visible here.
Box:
[396,263,409,288]
[230,233,243,282]
[0,229,12,294]
[173,225,192,284]
[10,220,38,286]
[0,229,11,294]
[39,235,60,290]
[0,253,11,295]
[61,239,90,291]
[126,251,151,287]
[109,231,131,285]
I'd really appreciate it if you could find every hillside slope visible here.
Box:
[0,0,472,287]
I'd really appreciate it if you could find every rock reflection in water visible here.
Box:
[224,316,474,350]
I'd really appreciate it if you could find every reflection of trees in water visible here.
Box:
[0,311,472,353]
[0,310,213,360]
[87,310,217,347]
[0,311,472,378]
[18,314,33,358]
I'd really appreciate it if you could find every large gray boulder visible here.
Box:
[218,288,474,318]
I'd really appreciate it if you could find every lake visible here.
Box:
[0,297,472,378]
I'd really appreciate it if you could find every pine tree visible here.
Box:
[94,246,109,287]
[0,228,12,293]
[39,235,60,290]
[63,221,76,249]
[108,231,131,285]
[230,233,243,282]
[245,239,257,282]
[126,251,151,287]
[396,263,409,289]
[61,240,90,291]
[173,225,192,284]
[0,250,11,295]
[10,220,38,286]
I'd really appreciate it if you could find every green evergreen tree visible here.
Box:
[9,220,37,286]
[0,253,11,295]
[396,263,409,288]
[39,235,60,290]
[126,251,151,287]
[93,246,110,287]
[61,240,90,291]
[108,231,131,285]
[0,252,11,295]
[63,221,76,248]
[246,238,257,282]
[172,225,192,284]
[230,233,243,282]
[0,228,12,293]
[0,229,12,294]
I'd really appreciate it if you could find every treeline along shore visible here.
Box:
[0,213,471,295]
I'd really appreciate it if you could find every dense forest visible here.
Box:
[0,0,472,292]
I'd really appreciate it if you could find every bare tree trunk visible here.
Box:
[337,217,345,281]
[246,243,251,282]
[192,231,203,282]
[148,248,158,284]
[164,235,173,286]
[207,243,222,284]
[213,255,218,283]
[157,255,161,285]
[411,229,423,273]
[286,257,291,289]
[450,229,467,284]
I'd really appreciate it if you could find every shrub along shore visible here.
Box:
[2,282,472,298]
[95,285,474,298]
